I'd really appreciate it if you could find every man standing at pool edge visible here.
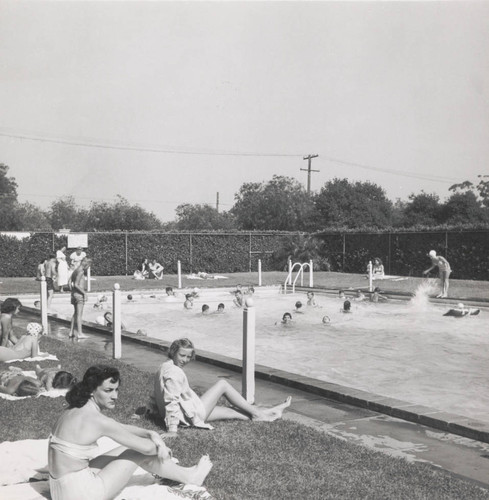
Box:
[423,250,451,298]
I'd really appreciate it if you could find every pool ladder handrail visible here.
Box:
[283,261,313,294]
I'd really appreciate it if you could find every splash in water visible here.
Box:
[409,280,438,311]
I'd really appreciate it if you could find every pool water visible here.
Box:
[45,285,489,424]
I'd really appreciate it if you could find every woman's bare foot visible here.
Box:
[252,397,292,422]
[76,334,89,340]
[187,455,213,486]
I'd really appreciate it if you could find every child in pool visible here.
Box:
[233,291,244,308]
[201,304,210,315]
[184,294,193,309]
[216,303,225,314]
[370,287,388,303]
[341,300,352,313]
[294,301,304,313]
[276,312,293,325]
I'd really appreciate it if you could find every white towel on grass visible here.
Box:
[0,438,215,499]
[5,353,58,363]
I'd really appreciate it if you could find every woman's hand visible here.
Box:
[149,431,172,461]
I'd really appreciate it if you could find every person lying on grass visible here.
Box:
[0,365,76,396]
[150,338,292,435]
[0,322,50,362]
[48,365,213,500]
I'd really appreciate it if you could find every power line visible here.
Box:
[0,129,301,158]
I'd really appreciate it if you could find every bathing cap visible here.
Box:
[457,303,465,309]
[428,250,437,258]
[27,322,43,336]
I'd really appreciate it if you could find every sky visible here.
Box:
[1,1,488,223]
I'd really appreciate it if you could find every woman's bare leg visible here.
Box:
[75,302,88,339]
[90,447,212,499]
[200,379,291,422]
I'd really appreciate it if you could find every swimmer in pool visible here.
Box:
[276,312,293,325]
[341,300,352,313]
[216,303,225,314]
[443,303,480,318]
[307,291,321,307]
[165,286,175,297]
[370,287,388,303]
[294,301,304,313]
[338,290,346,300]
[322,315,331,325]
[354,290,366,301]
[201,304,210,315]
[183,294,193,309]
[233,291,243,308]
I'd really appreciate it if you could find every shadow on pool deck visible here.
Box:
[9,306,489,490]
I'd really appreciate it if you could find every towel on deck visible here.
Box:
[0,437,215,499]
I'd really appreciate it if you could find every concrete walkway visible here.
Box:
[20,312,489,491]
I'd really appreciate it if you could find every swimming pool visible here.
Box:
[44,285,489,424]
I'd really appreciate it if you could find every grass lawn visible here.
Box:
[1,337,488,500]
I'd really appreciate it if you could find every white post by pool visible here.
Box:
[309,259,314,288]
[288,258,292,285]
[177,260,182,289]
[112,283,122,359]
[258,259,262,286]
[87,266,91,292]
[40,276,48,334]
[242,297,255,404]
[368,260,373,292]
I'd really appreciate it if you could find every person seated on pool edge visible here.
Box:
[341,300,352,313]
[150,338,292,435]
[368,257,385,278]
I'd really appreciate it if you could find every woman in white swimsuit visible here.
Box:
[48,365,213,500]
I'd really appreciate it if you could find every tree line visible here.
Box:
[1,163,488,232]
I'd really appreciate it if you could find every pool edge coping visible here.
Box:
[26,306,489,446]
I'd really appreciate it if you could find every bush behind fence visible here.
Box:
[0,230,488,281]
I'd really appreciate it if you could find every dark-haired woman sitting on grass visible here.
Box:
[151,338,292,435]
[48,365,212,500]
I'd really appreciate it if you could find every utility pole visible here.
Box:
[301,154,319,194]
[216,192,219,212]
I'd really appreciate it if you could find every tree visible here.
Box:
[449,175,489,208]
[271,234,331,271]
[399,192,441,227]
[173,204,237,230]
[314,178,393,229]
[13,202,51,230]
[439,191,489,225]
[84,196,162,231]
[232,175,316,231]
[49,196,86,231]
[0,164,19,230]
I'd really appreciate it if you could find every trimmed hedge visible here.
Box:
[1,230,488,280]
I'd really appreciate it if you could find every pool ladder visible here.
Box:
[283,260,313,294]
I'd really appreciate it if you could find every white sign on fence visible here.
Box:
[67,233,88,248]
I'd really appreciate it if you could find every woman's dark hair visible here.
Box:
[168,338,195,361]
[202,304,209,312]
[343,300,351,311]
[282,312,292,320]
[66,365,120,408]
[295,301,302,309]
[16,379,41,397]
[52,371,77,390]
[1,298,22,314]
